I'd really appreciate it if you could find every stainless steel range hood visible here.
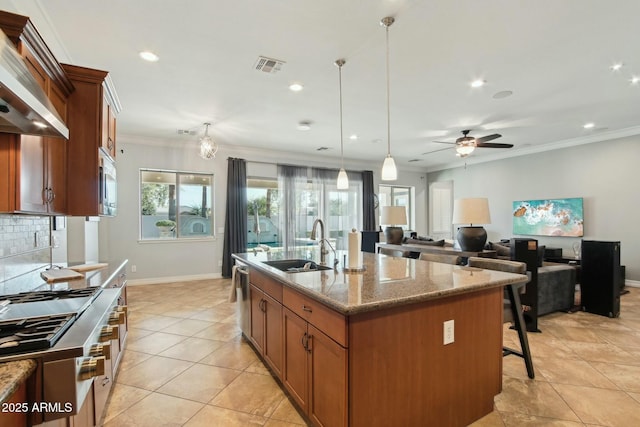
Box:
[0,29,68,139]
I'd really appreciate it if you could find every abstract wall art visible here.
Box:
[512,197,584,237]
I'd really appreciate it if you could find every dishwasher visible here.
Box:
[234,263,251,337]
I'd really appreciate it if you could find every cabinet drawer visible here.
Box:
[249,268,283,303]
[283,287,347,347]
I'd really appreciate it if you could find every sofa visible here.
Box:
[488,241,577,316]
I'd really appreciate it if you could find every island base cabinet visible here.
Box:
[250,285,283,376]
[348,288,503,427]
[282,308,347,427]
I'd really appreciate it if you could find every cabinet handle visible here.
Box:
[41,188,47,204]
[302,305,312,313]
[306,334,313,353]
[49,189,55,202]
[107,138,114,150]
[301,333,306,349]
[260,299,266,312]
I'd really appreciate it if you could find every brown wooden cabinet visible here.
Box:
[101,96,117,158]
[62,64,120,216]
[282,288,348,427]
[0,12,72,215]
[249,279,283,376]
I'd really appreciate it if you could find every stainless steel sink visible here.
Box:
[262,259,332,272]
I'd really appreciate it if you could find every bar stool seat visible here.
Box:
[418,252,462,265]
[467,257,535,379]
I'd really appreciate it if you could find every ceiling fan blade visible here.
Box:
[422,146,453,155]
[432,140,456,145]
[475,142,514,149]
[475,133,501,143]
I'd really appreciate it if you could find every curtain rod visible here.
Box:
[237,158,369,174]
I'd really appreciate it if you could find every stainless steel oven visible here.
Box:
[99,148,117,217]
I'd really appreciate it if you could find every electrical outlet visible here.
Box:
[443,319,454,345]
[131,265,137,273]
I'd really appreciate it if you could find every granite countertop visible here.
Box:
[0,359,36,404]
[233,250,528,315]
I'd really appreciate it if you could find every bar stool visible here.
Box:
[467,257,535,379]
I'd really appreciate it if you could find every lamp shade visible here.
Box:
[381,206,407,225]
[452,198,491,225]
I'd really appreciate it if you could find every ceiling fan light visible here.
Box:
[381,155,397,181]
[456,142,475,156]
[337,168,349,189]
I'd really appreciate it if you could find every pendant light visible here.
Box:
[335,58,349,190]
[199,122,218,160]
[380,16,397,181]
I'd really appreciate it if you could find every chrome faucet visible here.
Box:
[311,218,339,268]
[310,218,328,265]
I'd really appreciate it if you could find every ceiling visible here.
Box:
[3,0,640,171]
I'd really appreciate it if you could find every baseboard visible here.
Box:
[127,272,223,286]
[625,279,640,288]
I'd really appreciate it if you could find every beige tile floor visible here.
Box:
[102,279,640,427]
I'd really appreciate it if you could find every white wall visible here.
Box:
[427,136,639,281]
[106,138,427,282]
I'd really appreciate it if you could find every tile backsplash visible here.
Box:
[0,214,51,290]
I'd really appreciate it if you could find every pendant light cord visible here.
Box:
[339,62,344,168]
[385,21,391,157]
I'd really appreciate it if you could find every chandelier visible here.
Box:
[199,123,218,160]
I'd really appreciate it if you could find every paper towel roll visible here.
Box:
[348,228,363,269]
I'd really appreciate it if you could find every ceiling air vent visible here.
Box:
[177,129,197,136]
[255,56,285,74]
[316,147,330,151]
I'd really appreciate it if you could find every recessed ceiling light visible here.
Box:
[349,134,359,140]
[289,83,304,92]
[631,76,640,85]
[297,121,311,131]
[492,90,513,99]
[470,79,486,88]
[583,122,595,129]
[139,51,159,62]
[610,63,623,71]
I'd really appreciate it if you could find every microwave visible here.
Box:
[99,148,117,216]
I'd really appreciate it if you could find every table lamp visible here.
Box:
[381,206,407,245]
[452,198,491,252]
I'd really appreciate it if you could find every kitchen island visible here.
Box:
[232,251,528,427]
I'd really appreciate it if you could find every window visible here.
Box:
[140,169,214,240]
[379,184,413,230]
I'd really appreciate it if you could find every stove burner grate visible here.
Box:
[1,287,100,304]
[0,313,76,355]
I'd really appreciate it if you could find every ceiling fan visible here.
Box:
[433,130,514,157]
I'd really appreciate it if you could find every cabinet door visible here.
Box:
[108,104,117,157]
[93,357,113,425]
[263,292,283,377]
[250,285,265,354]
[46,83,68,214]
[101,98,117,158]
[19,134,47,213]
[308,325,348,427]
[282,308,309,413]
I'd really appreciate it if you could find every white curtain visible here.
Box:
[277,165,309,251]
[277,165,363,253]
[311,168,363,251]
